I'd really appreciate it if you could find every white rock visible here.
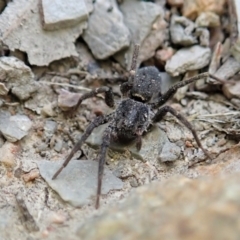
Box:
[0,0,89,66]
[165,45,211,76]
[83,0,130,59]
[41,0,88,30]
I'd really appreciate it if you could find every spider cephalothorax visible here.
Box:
[52,44,220,209]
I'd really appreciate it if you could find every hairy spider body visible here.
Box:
[115,99,151,140]
[130,66,162,102]
[52,44,220,209]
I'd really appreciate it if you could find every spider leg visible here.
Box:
[152,72,226,109]
[95,125,112,209]
[73,86,115,113]
[152,73,209,108]
[120,43,140,96]
[52,113,114,180]
[152,105,212,161]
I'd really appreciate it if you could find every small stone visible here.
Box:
[139,13,168,65]
[165,45,211,76]
[22,169,40,182]
[114,0,165,68]
[194,27,210,47]
[182,0,226,20]
[158,138,181,162]
[41,0,88,30]
[44,120,57,137]
[214,57,240,80]
[196,11,220,27]
[41,104,56,117]
[83,0,130,60]
[130,178,139,188]
[53,139,63,153]
[57,89,81,111]
[155,47,175,65]
[170,15,197,46]
[38,160,123,207]
[48,212,66,224]
[0,82,8,95]
[0,142,19,168]
[0,112,33,142]
[35,142,48,153]
[222,81,240,100]
[185,140,194,148]
[0,56,36,100]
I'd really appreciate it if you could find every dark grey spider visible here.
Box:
[52,44,220,209]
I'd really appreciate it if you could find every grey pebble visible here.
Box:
[44,120,57,137]
[165,45,211,76]
[0,56,37,100]
[83,0,130,59]
[158,138,181,162]
[38,159,123,207]
[0,111,32,142]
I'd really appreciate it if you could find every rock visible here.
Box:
[165,45,211,76]
[222,81,240,99]
[0,0,89,66]
[0,56,37,100]
[158,138,181,162]
[196,11,220,27]
[86,124,168,163]
[53,139,63,153]
[82,0,130,60]
[0,111,33,142]
[41,103,56,117]
[44,120,57,137]
[76,174,240,239]
[24,83,56,115]
[40,0,88,30]
[114,0,165,68]
[214,57,240,80]
[170,15,197,46]
[182,0,226,20]
[194,27,210,47]
[0,142,19,168]
[139,14,168,66]
[47,212,66,225]
[0,82,8,95]
[155,47,175,66]
[57,89,82,111]
[38,160,123,207]
[22,169,40,182]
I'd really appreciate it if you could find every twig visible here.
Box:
[40,81,91,92]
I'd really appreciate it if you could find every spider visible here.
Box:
[52,44,221,209]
